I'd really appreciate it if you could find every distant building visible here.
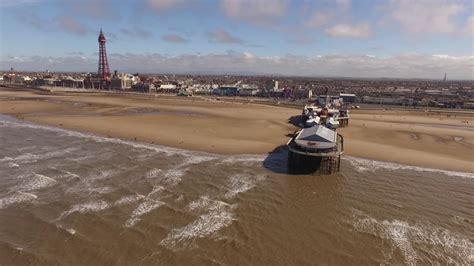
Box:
[318,95,341,106]
[239,86,260,96]
[464,100,474,109]
[274,80,279,91]
[214,86,238,96]
[131,83,149,93]
[362,96,414,106]
[191,85,212,95]
[339,93,356,103]
[111,74,132,90]
[44,78,55,86]
[424,89,442,95]
[60,77,84,88]
[159,84,177,92]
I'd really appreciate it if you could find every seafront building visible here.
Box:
[1,69,473,109]
[110,73,135,90]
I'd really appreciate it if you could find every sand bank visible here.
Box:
[1,87,472,172]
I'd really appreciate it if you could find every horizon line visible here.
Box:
[1,69,473,82]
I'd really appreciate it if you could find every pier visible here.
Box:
[287,133,344,175]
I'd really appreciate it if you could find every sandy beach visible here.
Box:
[1,87,473,172]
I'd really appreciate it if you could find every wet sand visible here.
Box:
[0,87,473,172]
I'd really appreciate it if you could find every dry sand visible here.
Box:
[1,87,473,172]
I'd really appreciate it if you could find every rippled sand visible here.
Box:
[1,87,473,171]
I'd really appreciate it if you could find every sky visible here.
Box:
[0,0,473,79]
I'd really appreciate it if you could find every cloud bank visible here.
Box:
[4,0,473,79]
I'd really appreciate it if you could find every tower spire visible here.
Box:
[97,28,110,89]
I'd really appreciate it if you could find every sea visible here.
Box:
[0,114,472,265]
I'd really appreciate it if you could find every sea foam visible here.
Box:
[0,119,218,159]
[0,192,37,209]
[145,168,162,179]
[7,162,19,168]
[219,154,265,165]
[160,172,265,249]
[125,199,165,227]
[224,173,266,199]
[160,156,217,186]
[352,209,473,265]
[344,156,474,179]
[113,194,145,206]
[188,195,229,212]
[59,200,110,220]
[14,173,57,191]
[7,147,80,164]
[160,201,236,249]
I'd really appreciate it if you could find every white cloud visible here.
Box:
[207,29,243,44]
[304,0,354,31]
[120,26,153,39]
[242,52,255,59]
[161,34,188,43]
[335,0,351,11]
[147,0,187,12]
[220,0,288,25]
[2,52,473,79]
[305,12,332,28]
[16,12,93,36]
[63,0,120,20]
[390,0,465,34]
[16,11,54,31]
[464,16,474,37]
[0,0,41,7]
[326,23,372,38]
[56,16,92,36]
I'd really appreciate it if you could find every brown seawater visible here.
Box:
[0,115,472,265]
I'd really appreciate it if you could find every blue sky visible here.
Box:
[1,0,473,79]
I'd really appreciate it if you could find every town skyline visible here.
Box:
[1,0,473,79]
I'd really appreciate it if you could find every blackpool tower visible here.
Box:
[97,29,110,87]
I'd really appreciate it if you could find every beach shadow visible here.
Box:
[262,145,289,174]
[288,115,304,128]
[262,145,327,175]
[263,115,306,175]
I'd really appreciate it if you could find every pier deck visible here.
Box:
[287,133,344,175]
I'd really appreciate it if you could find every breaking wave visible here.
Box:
[0,118,218,158]
[14,173,57,191]
[114,194,145,206]
[0,191,37,209]
[160,173,266,249]
[145,168,162,179]
[160,156,217,186]
[223,173,266,199]
[352,209,474,265]
[3,148,80,164]
[125,199,165,228]
[344,156,474,179]
[59,200,110,220]
[160,200,235,249]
